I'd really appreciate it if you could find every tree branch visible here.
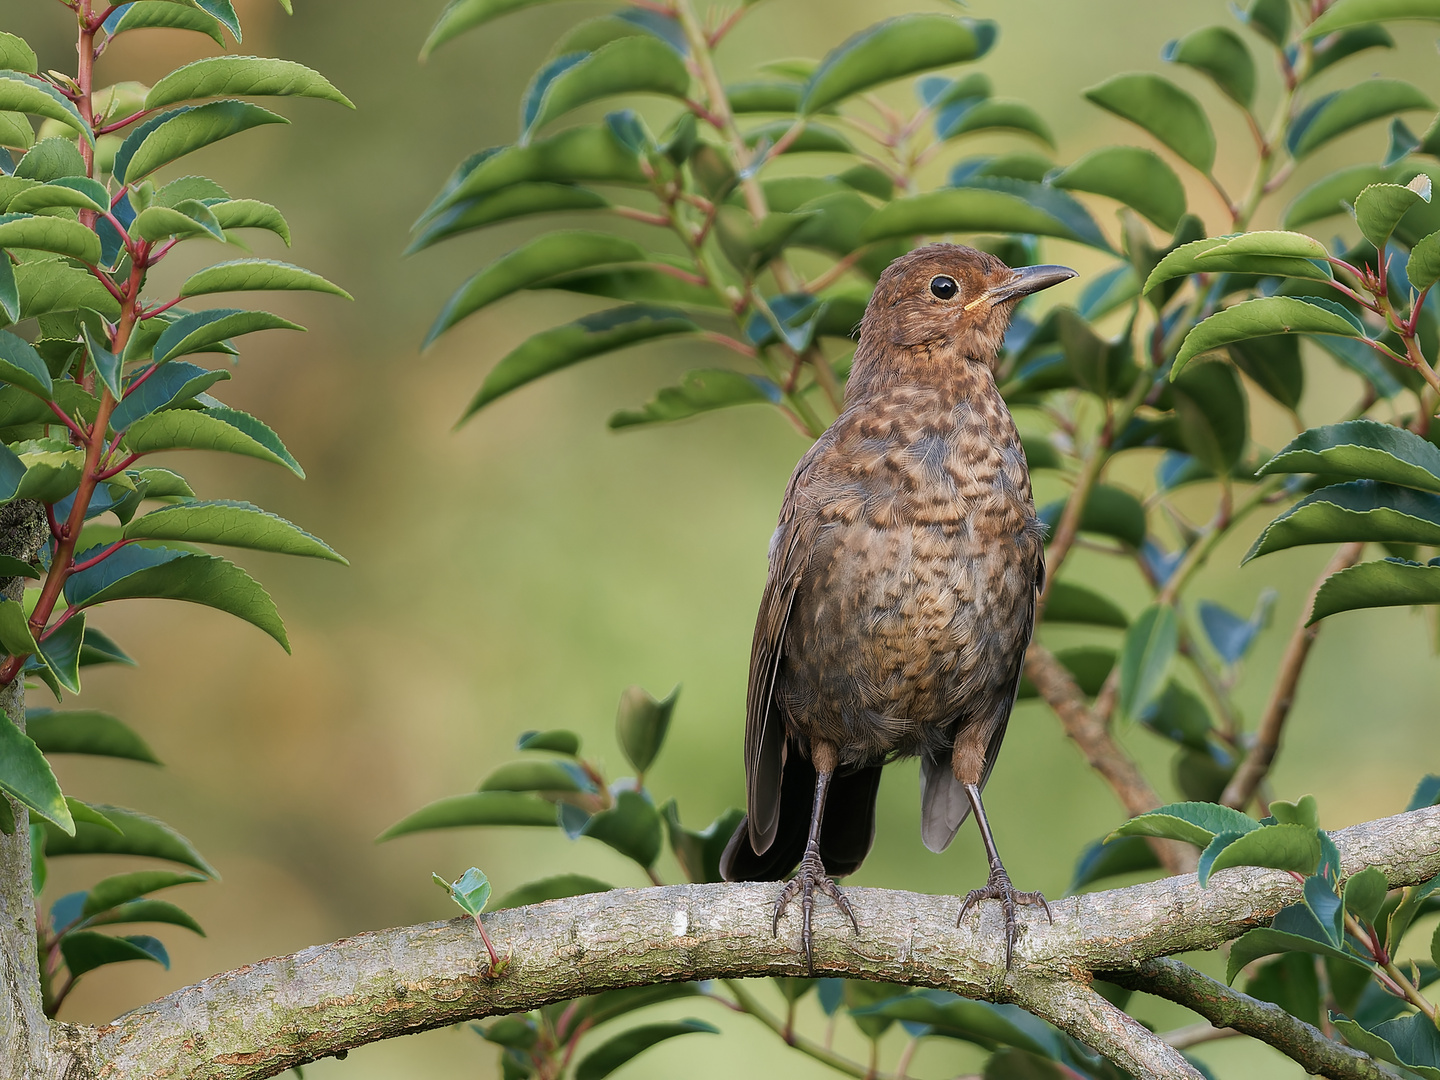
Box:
[1106,957,1408,1080]
[37,807,1436,1080]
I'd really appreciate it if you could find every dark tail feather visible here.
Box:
[720,745,882,881]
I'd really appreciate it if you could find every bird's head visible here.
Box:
[857,243,1076,369]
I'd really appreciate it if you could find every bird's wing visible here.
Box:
[919,546,1045,853]
[744,439,829,854]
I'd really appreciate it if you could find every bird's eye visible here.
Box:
[929,275,959,300]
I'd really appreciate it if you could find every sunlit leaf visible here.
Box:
[115,101,288,184]
[122,500,344,563]
[122,406,304,476]
[145,56,353,110]
[1257,419,1440,492]
[1173,297,1364,377]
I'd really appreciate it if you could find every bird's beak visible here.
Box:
[965,264,1077,309]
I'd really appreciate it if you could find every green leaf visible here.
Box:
[376,792,558,840]
[1310,558,1440,622]
[44,804,217,876]
[861,184,1108,248]
[64,546,288,651]
[1117,603,1178,722]
[131,201,226,243]
[493,873,613,910]
[1017,645,1115,700]
[1140,681,1214,751]
[4,258,116,326]
[0,213,101,265]
[574,1020,718,1080]
[7,177,108,215]
[0,331,55,401]
[460,305,700,421]
[153,307,303,363]
[407,183,609,253]
[616,684,678,774]
[1200,824,1322,886]
[1039,484,1148,548]
[13,438,83,503]
[1284,164,1402,229]
[1230,334,1304,410]
[661,801,744,884]
[541,265,725,310]
[1333,1014,1440,1080]
[854,993,1063,1057]
[523,38,688,139]
[1247,481,1440,561]
[516,729,580,754]
[0,597,36,654]
[37,611,85,694]
[1173,297,1363,377]
[715,208,818,274]
[425,232,647,345]
[581,789,662,867]
[26,709,159,764]
[1258,419,1440,492]
[609,369,779,429]
[110,361,232,431]
[1246,953,1321,1029]
[86,898,204,935]
[1229,927,1366,983]
[1288,80,1433,159]
[0,33,37,75]
[82,870,206,918]
[479,760,588,794]
[0,253,16,323]
[421,0,573,56]
[16,138,87,182]
[122,500,345,563]
[60,931,168,977]
[1173,359,1248,474]
[1163,26,1255,107]
[1407,228,1440,291]
[145,56,352,110]
[1049,146,1186,231]
[178,259,349,299]
[1084,73,1215,172]
[1355,175,1432,248]
[0,72,91,145]
[1202,230,1329,260]
[1344,866,1391,924]
[1110,801,1259,848]
[1242,0,1291,43]
[207,199,291,244]
[937,100,1054,147]
[122,407,304,476]
[0,112,34,151]
[116,101,289,184]
[433,866,491,916]
[1308,0,1440,37]
[106,3,227,47]
[0,555,38,579]
[1070,835,1161,891]
[438,127,648,211]
[802,15,995,114]
[1042,580,1128,627]
[0,707,72,833]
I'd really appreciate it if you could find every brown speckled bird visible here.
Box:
[719,243,1075,970]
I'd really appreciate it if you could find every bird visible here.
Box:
[719,243,1076,971]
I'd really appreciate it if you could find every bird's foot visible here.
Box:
[772,850,859,974]
[956,866,1052,968]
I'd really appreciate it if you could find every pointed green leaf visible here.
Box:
[802,15,995,114]
[1202,230,1329,260]
[1173,359,1248,473]
[131,200,226,243]
[1050,146,1186,231]
[110,361,232,431]
[117,101,288,184]
[6,257,119,326]
[106,3,227,47]
[13,438,83,502]
[1407,228,1440,291]
[207,199,290,244]
[1201,824,1322,885]
[493,874,613,910]
[421,0,579,56]
[479,760,589,793]
[86,898,204,935]
[26,709,158,764]
[0,34,37,75]
[0,253,17,323]
[407,183,609,253]
[60,931,169,976]
[1042,580,1129,627]
[581,789,662,867]
[1228,928,1366,984]
[1331,1014,1440,1080]
[425,232,647,345]
[661,802,744,884]
[1258,420,1440,491]
[1110,801,1259,848]
[1355,176,1432,248]
[616,684,678,774]
[36,612,85,694]
[153,307,303,363]
[0,213,101,265]
[516,729,580,754]
[1310,558,1440,622]
[461,305,700,421]
[376,792,559,840]
[1344,866,1390,925]
[1084,73,1216,172]
[1308,0,1440,37]
[523,37,688,138]
[0,598,36,655]
[861,184,1105,247]
[1288,80,1432,159]
[938,100,1054,147]
[574,1020,717,1080]
[1248,481,1440,560]
[82,323,121,399]
[0,331,54,400]
[1163,26,1255,107]
[0,707,72,833]
[0,555,38,580]
[44,803,215,875]
[1231,334,1304,410]
[0,72,91,145]
[1173,297,1363,377]
[1038,484,1148,548]
[82,870,205,918]
[121,406,304,475]
[440,127,648,211]
[1117,603,1178,722]
[609,369,779,429]
[178,259,349,299]
[1070,835,1161,891]
[7,177,108,215]
[146,56,352,110]
[123,500,344,563]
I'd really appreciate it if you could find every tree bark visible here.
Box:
[1,805,1427,1080]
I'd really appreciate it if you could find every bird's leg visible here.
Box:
[956,782,1052,968]
[771,743,859,973]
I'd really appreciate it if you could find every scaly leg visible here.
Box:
[771,759,859,973]
[955,782,1051,968]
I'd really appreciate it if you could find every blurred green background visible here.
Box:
[6,0,1440,1075]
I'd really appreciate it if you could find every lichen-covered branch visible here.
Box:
[23,806,1432,1080]
[1106,957,1407,1080]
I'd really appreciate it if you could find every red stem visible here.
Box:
[67,540,130,576]
[97,453,141,481]
[140,296,184,320]
[46,402,88,442]
[95,107,154,135]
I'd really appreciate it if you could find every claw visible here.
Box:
[772,850,859,974]
[956,866,1050,968]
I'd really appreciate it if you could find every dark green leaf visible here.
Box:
[582,790,661,867]
[616,684,677,774]
[60,931,168,976]
[857,992,1063,1058]
[1288,80,1432,158]
[1310,558,1440,622]
[36,611,83,695]
[407,183,609,253]
[1230,334,1304,410]
[0,330,49,400]
[1344,866,1391,924]
[862,183,1109,249]
[1309,24,1395,77]
[1140,681,1213,750]
[377,792,558,840]
[145,56,352,110]
[1050,146,1185,231]
[122,407,304,476]
[460,305,700,421]
[122,500,345,563]
[1174,298,1363,377]
[178,259,350,299]
[1331,1013,1440,1080]
[661,801,744,884]
[7,177,108,214]
[86,898,204,935]
[569,983,704,1030]
[1242,0,1290,43]
[1042,580,1127,627]
[0,213,101,265]
[1084,73,1215,172]
[131,200,226,243]
[1245,953,1321,1029]
[117,101,288,183]
[938,100,1054,147]
[109,361,232,431]
[438,127,648,211]
[1163,26,1255,106]
[1110,801,1259,848]
[153,308,303,363]
[0,252,17,323]
[1201,824,1321,886]
[515,729,580,755]
[574,1020,718,1080]
[802,15,995,114]
[479,760,589,794]
[1309,0,1440,38]
[1070,835,1161,891]
[422,0,576,57]
[1284,164,1401,229]
[0,554,38,579]
[1258,419,1440,492]
[82,870,205,918]
[1117,603,1178,722]
[1017,645,1115,700]
[0,707,72,833]
[1039,484,1147,548]
[1408,227,1440,291]
[44,804,217,876]
[492,874,613,910]
[609,369,779,429]
[26,709,159,764]
[0,597,36,654]
[1247,481,1440,560]
[1409,776,1440,811]
[522,37,688,138]
[1173,359,1247,473]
